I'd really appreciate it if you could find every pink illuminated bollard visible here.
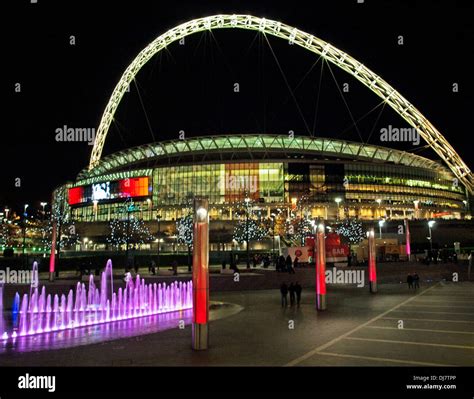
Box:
[192,198,209,350]
[316,223,327,310]
[49,221,57,282]
[367,228,377,293]
[404,219,411,261]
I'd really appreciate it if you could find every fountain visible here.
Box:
[2,259,192,340]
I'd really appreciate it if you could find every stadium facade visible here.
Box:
[52,134,470,251]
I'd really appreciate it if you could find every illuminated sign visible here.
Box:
[92,182,111,201]
[68,177,150,205]
[68,187,84,205]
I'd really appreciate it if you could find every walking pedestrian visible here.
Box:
[280,283,288,307]
[293,256,299,269]
[295,282,302,306]
[172,260,178,276]
[289,283,296,306]
[285,255,292,273]
[252,254,258,268]
[407,273,413,289]
[278,255,286,272]
[413,272,420,289]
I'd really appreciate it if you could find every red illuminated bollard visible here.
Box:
[367,228,377,293]
[192,198,209,350]
[316,223,327,310]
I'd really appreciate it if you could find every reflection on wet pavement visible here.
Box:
[0,301,242,353]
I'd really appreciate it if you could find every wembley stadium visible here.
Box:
[42,15,474,257]
[51,133,470,253]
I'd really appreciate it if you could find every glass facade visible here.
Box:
[152,162,284,205]
[68,160,467,223]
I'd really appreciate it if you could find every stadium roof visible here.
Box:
[77,134,451,182]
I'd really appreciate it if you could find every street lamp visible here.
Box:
[375,198,382,219]
[428,220,436,252]
[335,197,342,221]
[413,200,420,219]
[270,213,277,260]
[244,197,251,269]
[147,198,152,220]
[310,219,317,265]
[22,204,29,266]
[462,200,469,213]
[378,219,385,239]
[156,214,162,267]
[40,202,47,220]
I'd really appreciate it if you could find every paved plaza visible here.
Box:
[1,281,472,367]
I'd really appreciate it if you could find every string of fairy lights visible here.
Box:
[41,220,81,250]
[176,214,193,249]
[232,197,269,244]
[107,217,154,248]
[4,191,368,254]
[335,219,365,245]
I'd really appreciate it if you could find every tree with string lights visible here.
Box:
[177,214,193,271]
[41,188,72,274]
[335,218,365,245]
[232,198,268,268]
[60,221,81,249]
[107,217,154,249]
[0,223,12,250]
[41,220,81,251]
[233,219,268,244]
[292,217,314,246]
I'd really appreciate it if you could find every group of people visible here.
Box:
[276,255,298,274]
[252,254,272,268]
[280,282,302,307]
[422,248,459,265]
[407,272,420,289]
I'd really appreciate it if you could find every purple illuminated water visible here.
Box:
[1,308,193,353]
[1,259,192,341]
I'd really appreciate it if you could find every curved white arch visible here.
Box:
[89,14,473,194]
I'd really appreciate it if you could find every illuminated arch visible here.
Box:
[89,14,473,194]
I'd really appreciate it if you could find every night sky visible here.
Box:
[3,0,473,215]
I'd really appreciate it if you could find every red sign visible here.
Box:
[119,177,149,198]
[68,186,84,205]
[68,176,150,205]
[306,233,349,260]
